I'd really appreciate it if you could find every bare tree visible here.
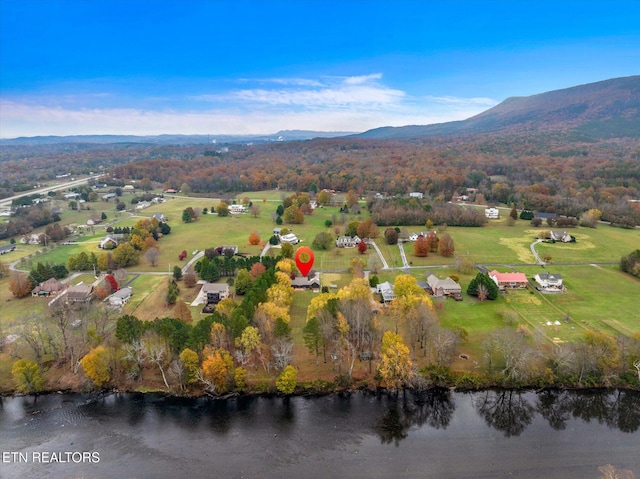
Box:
[143,332,170,388]
[122,341,146,381]
[19,314,52,366]
[271,337,293,370]
[144,247,160,267]
[484,328,538,381]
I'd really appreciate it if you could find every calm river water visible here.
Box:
[0,389,638,479]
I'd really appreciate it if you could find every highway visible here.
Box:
[0,174,104,209]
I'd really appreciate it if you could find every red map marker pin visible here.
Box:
[295,246,315,277]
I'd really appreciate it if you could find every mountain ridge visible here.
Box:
[355,75,640,140]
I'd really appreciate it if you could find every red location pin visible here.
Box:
[295,246,315,277]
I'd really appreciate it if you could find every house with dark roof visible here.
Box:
[0,244,16,255]
[534,272,565,292]
[291,272,321,290]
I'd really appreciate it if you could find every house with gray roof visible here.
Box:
[534,272,565,292]
[426,274,462,299]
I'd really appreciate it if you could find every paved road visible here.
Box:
[0,175,103,209]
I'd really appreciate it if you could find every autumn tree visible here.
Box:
[378,331,413,394]
[284,205,304,224]
[80,346,111,388]
[317,190,332,206]
[216,202,230,217]
[173,300,193,323]
[426,231,439,252]
[345,189,359,208]
[414,235,429,257]
[248,231,261,245]
[438,233,455,257]
[12,360,44,393]
[357,218,378,239]
[112,243,140,267]
[9,272,33,298]
[200,348,235,394]
[276,365,298,394]
[235,325,262,369]
[510,206,518,220]
[384,227,399,245]
[357,241,368,254]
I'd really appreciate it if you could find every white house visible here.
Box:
[549,231,573,243]
[376,281,396,303]
[108,287,132,306]
[336,235,361,248]
[99,235,118,249]
[229,204,246,214]
[409,192,424,199]
[280,233,299,245]
[534,272,564,291]
[485,208,500,219]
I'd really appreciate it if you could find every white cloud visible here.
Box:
[194,73,403,109]
[0,75,498,137]
[424,95,497,107]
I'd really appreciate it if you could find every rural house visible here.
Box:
[426,274,463,300]
[108,286,132,307]
[376,281,396,303]
[336,235,361,248]
[489,270,528,289]
[32,278,66,297]
[534,272,565,292]
[549,231,573,243]
[65,283,94,303]
[0,244,16,255]
[291,271,321,289]
[485,208,500,219]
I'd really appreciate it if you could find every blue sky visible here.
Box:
[1,0,638,138]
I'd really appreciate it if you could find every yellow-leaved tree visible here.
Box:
[276,365,298,395]
[81,346,111,388]
[378,331,413,394]
[201,348,234,394]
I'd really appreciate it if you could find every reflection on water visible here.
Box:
[1,389,638,479]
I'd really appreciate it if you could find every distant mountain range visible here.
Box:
[355,75,640,140]
[3,76,639,146]
[0,130,355,146]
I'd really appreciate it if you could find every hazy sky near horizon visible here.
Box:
[1,0,638,138]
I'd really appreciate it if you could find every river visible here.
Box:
[1,389,638,478]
